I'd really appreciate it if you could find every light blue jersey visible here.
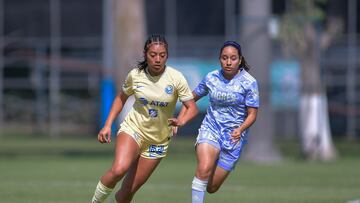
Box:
[194,68,259,170]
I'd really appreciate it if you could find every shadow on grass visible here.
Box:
[0,150,114,159]
[0,135,115,159]
[1,135,359,161]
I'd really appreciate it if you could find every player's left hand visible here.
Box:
[168,118,183,136]
[230,128,242,143]
[168,118,184,126]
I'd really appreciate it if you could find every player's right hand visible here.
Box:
[97,127,111,143]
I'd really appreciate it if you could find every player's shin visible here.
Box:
[192,177,208,203]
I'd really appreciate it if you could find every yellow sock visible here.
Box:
[91,181,113,203]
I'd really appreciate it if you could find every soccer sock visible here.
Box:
[191,177,208,203]
[91,181,113,203]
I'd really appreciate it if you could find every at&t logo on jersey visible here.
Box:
[150,100,168,107]
[139,97,169,107]
[165,85,173,94]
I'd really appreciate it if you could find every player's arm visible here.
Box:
[177,98,199,127]
[168,92,199,136]
[168,97,198,127]
[230,107,258,142]
[177,91,202,119]
[98,91,129,143]
[168,92,200,136]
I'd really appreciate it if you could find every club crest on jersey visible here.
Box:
[165,85,173,94]
[148,109,158,117]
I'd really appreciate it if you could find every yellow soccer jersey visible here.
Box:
[121,66,193,143]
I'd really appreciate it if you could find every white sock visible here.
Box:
[91,181,113,203]
[192,177,208,203]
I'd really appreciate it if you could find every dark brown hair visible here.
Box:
[137,34,168,71]
[220,41,251,71]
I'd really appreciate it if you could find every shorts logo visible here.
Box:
[165,85,173,94]
[139,97,148,106]
[149,145,165,155]
[148,109,158,117]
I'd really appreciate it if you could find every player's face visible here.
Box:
[220,46,241,79]
[146,44,168,76]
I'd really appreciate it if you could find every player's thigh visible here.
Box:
[113,132,140,169]
[196,143,220,167]
[120,156,162,192]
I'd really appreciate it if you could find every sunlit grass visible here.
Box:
[0,136,359,203]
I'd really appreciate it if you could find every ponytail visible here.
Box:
[240,56,251,71]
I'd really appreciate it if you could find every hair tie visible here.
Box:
[222,41,241,53]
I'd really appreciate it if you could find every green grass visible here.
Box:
[0,136,359,203]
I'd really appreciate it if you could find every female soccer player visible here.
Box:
[181,41,259,203]
[91,34,198,203]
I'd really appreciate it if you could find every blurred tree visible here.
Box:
[100,0,145,130]
[279,0,343,161]
[241,0,282,162]
[113,0,146,88]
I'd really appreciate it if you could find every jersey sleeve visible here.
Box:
[245,80,260,108]
[175,72,193,102]
[193,76,209,97]
[122,70,134,96]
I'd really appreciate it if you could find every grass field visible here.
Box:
[0,135,359,203]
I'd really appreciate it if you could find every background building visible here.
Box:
[0,0,358,140]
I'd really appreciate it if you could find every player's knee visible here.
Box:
[115,194,132,203]
[110,165,128,180]
[206,184,220,194]
[196,165,213,180]
[115,189,134,203]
